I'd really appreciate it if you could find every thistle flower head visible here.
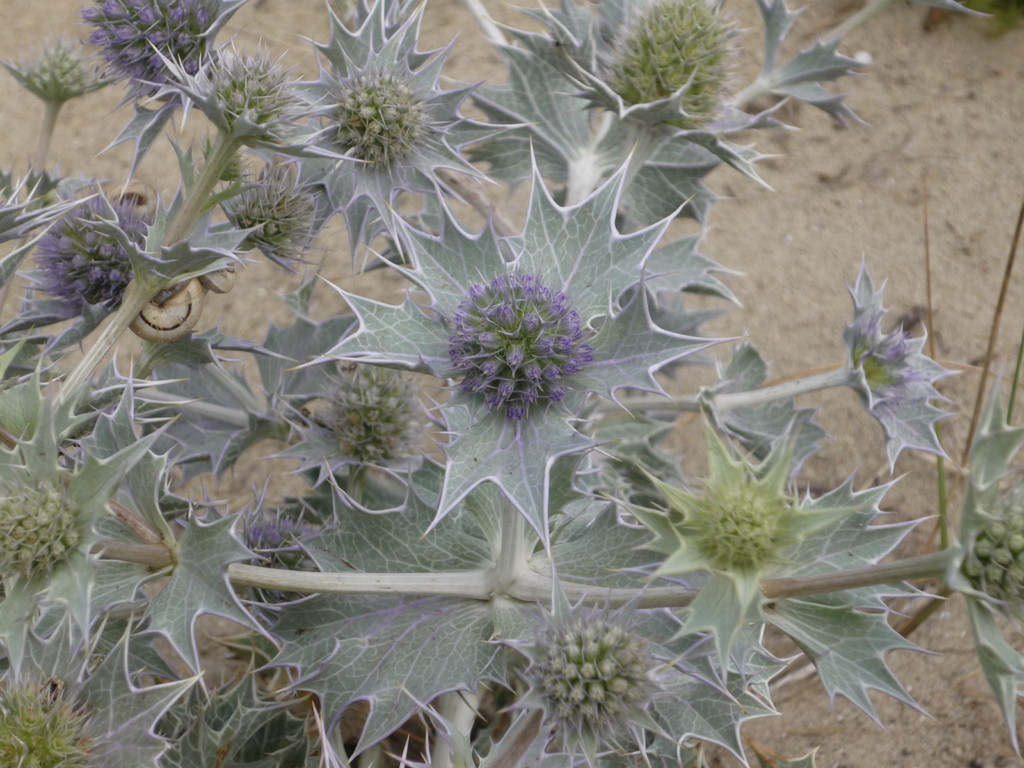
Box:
[334,74,428,168]
[328,365,420,463]
[299,0,491,241]
[34,193,149,319]
[0,678,93,768]
[82,0,243,99]
[224,163,317,267]
[245,513,316,604]
[448,273,594,420]
[3,41,107,105]
[0,484,81,582]
[517,603,659,760]
[609,0,732,128]
[963,489,1024,615]
[161,44,303,142]
[843,265,949,466]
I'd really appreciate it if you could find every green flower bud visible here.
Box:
[609,0,732,129]
[0,485,81,580]
[334,75,427,167]
[522,611,657,751]
[3,41,106,105]
[329,365,419,464]
[964,503,1024,608]
[0,679,92,768]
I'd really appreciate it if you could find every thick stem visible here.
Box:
[94,540,173,568]
[565,112,615,206]
[58,279,161,403]
[760,550,954,599]
[431,690,479,768]
[611,365,852,415]
[34,101,63,169]
[821,0,897,45]
[491,500,528,594]
[163,133,241,246]
[227,564,495,598]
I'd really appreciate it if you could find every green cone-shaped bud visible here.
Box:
[609,0,731,129]
[0,485,81,580]
[0,679,93,768]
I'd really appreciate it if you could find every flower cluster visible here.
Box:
[34,194,149,319]
[225,163,317,266]
[843,266,948,465]
[0,485,81,582]
[0,678,93,768]
[448,274,594,420]
[3,41,106,105]
[963,494,1024,613]
[328,365,420,464]
[82,0,231,98]
[334,75,428,168]
[609,0,732,128]
[518,606,657,759]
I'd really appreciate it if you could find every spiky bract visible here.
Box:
[609,0,731,128]
[448,274,594,420]
[0,484,81,581]
[0,679,93,768]
[34,195,149,319]
[3,41,106,105]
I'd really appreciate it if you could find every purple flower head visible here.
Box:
[245,515,316,604]
[82,0,220,98]
[843,265,950,466]
[35,195,150,319]
[448,273,594,420]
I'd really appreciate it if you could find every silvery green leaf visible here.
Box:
[144,513,263,673]
[708,343,824,469]
[161,676,312,768]
[751,0,861,122]
[271,594,503,757]
[106,100,177,178]
[469,45,598,186]
[437,400,593,547]
[761,593,920,721]
[650,654,777,764]
[544,501,654,587]
[617,138,720,226]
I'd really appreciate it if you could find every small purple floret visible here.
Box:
[448,273,593,420]
[35,196,150,319]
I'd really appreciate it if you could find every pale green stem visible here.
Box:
[565,112,615,206]
[34,101,63,169]
[58,279,162,403]
[759,549,955,599]
[611,366,853,415]
[620,122,664,200]
[820,0,897,45]
[431,690,479,768]
[57,133,241,401]
[491,500,528,594]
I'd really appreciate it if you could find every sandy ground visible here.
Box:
[2,0,1024,765]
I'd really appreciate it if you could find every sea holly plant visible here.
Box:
[2,0,1017,766]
